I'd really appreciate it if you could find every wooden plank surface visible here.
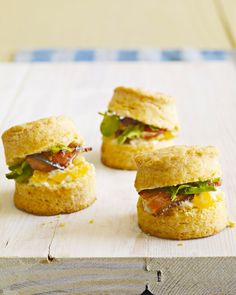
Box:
[0,62,236,261]
[0,63,30,120]
[148,257,236,294]
[0,0,232,61]
[1,257,236,294]
[0,258,153,295]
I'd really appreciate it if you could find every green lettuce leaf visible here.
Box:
[117,124,144,144]
[99,112,174,143]
[149,125,161,131]
[166,179,220,201]
[6,160,33,183]
[50,145,73,154]
[99,112,120,137]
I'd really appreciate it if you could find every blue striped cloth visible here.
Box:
[15,48,232,62]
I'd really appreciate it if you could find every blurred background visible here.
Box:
[0,0,235,62]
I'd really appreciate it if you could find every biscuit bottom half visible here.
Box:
[137,196,228,240]
[14,162,96,216]
[101,137,174,170]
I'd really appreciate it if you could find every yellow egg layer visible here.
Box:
[29,156,89,185]
[159,130,175,141]
[192,191,224,209]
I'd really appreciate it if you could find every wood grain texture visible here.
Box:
[148,257,236,295]
[0,0,232,61]
[0,258,153,295]
[1,62,236,293]
[1,257,236,294]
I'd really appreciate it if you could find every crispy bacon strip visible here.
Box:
[26,155,60,172]
[140,189,194,215]
[116,117,168,141]
[208,180,221,186]
[140,131,162,139]
[26,146,92,172]
[141,126,166,140]
[143,126,166,133]
[120,117,138,126]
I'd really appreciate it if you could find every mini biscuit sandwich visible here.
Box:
[135,145,229,240]
[100,86,180,170]
[2,116,96,215]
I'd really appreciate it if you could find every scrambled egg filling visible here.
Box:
[29,156,89,186]
[142,189,224,214]
[192,190,224,209]
[157,130,175,141]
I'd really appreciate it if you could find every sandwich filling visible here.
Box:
[6,143,92,183]
[139,178,222,215]
[99,112,176,144]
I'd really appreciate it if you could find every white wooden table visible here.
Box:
[0,62,236,294]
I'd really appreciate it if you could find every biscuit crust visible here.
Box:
[137,196,228,240]
[101,137,174,170]
[108,86,180,130]
[2,116,84,166]
[135,145,221,191]
[14,165,96,215]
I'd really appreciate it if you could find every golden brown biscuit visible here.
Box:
[134,145,228,240]
[14,157,96,215]
[2,116,84,166]
[101,137,174,170]
[108,86,180,131]
[135,145,221,191]
[2,116,96,216]
[101,86,179,170]
[137,196,228,240]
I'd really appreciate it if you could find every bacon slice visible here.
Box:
[26,154,64,172]
[117,117,169,140]
[141,126,166,140]
[48,146,92,167]
[120,117,138,126]
[26,146,92,172]
[143,126,166,133]
[140,131,161,139]
[140,189,194,215]
[208,180,221,187]
[48,149,78,167]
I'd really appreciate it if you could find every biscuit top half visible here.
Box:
[2,116,84,166]
[108,86,180,131]
[134,145,221,192]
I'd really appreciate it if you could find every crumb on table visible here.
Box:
[89,219,94,224]
[59,222,66,228]
[228,221,235,228]
[177,243,184,247]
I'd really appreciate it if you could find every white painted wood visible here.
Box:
[1,62,236,293]
[1,62,236,259]
[0,64,58,259]
[0,63,30,123]
[49,62,236,258]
